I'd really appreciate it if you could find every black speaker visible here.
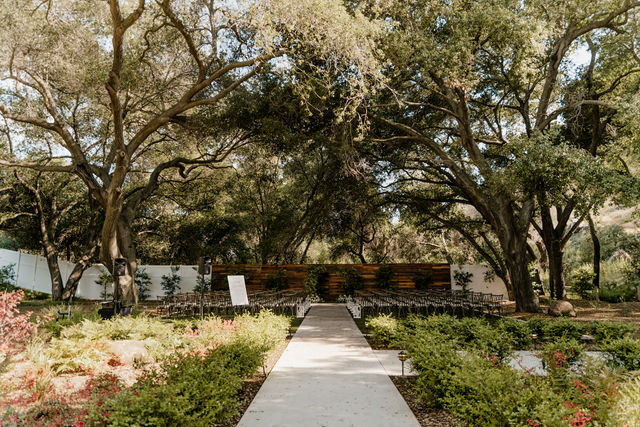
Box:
[113,258,127,276]
[199,256,212,275]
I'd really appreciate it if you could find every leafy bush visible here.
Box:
[40,306,101,338]
[408,331,461,405]
[0,264,16,291]
[161,267,182,296]
[304,265,328,297]
[409,324,616,426]
[0,290,44,356]
[541,317,587,341]
[264,268,288,291]
[374,264,394,290]
[94,342,262,426]
[442,353,531,426]
[497,317,532,349]
[135,268,152,301]
[610,376,640,425]
[233,310,290,353]
[540,338,583,372]
[95,270,113,300]
[570,264,595,300]
[599,281,637,303]
[367,313,400,346]
[453,269,473,292]
[193,275,213,293]
[603,337,640,371]
[338,267,364,296]
[411,269,433,290]
[589,320,636,343]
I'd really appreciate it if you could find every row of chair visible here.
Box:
[346,289,504,318]
[156,290,310,318]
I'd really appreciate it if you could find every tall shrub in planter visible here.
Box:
[161,266,182,296]
[135,268,152,301]
[375,264,394,289]
[339,267,364,296]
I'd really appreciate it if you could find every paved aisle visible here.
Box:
[237,304,420,427]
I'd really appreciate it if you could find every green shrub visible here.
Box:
[570,264,595,300]
[456,317,514,359]
[95,341,262,426]
[338,267,364,296]
[526,317,553,337]
[135,268,152,301]
[411,270,433,290]
[611,376,640,426]
[233,310,290,353]
[541,317,587,341]
[367,314,401,346]
[374,264,394,290]
[588,321,636,343]
[603,337,640,371]
[453,270,473,292]
[409,332,461,405]
[304,265,328,297]
[541,338,583,372]
[599,281,637,303]
[264,268,288,291]
[442,353,531,426]
[497,318,532,349]
[161,267,182,296]
[41,307,101,338]
[95,270,114,300]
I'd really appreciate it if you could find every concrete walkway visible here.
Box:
[237,304,420,427]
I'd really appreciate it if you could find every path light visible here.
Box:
[398,350,408,377]
[531,333,538,350]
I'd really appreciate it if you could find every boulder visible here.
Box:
[548,300,576,317]
[106,340,150,365]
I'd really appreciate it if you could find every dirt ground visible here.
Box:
[503,297,640,325]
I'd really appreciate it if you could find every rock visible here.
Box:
[548,300,576,317]
[106,340,150,365]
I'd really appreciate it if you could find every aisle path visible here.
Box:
[237,304,420,427]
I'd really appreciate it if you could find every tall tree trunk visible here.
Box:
[587,215,600,299]
[548,240,566,299]
[61,243,100,300]
[44,249,64,301]
[503,237,539,312]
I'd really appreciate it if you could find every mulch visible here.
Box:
[390,376,463,427]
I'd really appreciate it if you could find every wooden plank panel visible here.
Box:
[210,264,451,301]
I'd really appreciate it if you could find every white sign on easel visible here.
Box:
[227,275,249,306]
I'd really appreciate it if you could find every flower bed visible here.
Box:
[368,313,640,426]
[0,290,290,425]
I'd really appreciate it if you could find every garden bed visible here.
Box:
[363,312,640,426]
[1,290,292,426]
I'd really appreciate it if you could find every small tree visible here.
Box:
[161,267,182,296]
[339,267,364,296]
[454,270,473,293]
[264,269,289,291]
[95,270,113,300]
[193,275,212,293]
[375,264,394,290]
[412,270,434,290]
[134,268,152,301]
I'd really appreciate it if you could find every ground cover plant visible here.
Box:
[0,290,290,425]
[367,313,640,426]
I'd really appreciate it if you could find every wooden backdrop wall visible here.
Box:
[210,264,451,301]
